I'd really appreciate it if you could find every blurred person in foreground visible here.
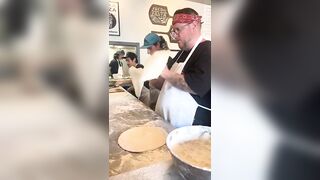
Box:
[0,0,107,179]
[150,8,211,127]
[232,0,320,179]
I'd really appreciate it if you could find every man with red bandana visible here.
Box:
[150,8,211,127]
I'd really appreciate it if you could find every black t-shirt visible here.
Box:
[109,59,122,74]
[136,64,144,69]
[171,41,211,107]
[166,56,175,69]
[171,41,211,126]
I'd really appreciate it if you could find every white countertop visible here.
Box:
[109,88,177,178]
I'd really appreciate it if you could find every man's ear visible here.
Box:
[189,21,196,31]
[192,21,200,30]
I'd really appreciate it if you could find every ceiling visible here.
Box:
[186,0,211,5]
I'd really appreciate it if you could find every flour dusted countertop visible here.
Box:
[109,89,180,178]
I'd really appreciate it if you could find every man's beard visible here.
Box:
[178,41,189,51]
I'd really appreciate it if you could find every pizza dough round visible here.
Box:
[118,126,167,152]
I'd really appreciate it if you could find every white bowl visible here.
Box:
[166,125,211,180]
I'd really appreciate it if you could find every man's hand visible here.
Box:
[160,66,172,79]
[114,80,123,87]
[160,67,196,94]
[115,79,131,87]
[149,77,165,90]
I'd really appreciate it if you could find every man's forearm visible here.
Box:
[165,73,196,94]
[149,77,165,90]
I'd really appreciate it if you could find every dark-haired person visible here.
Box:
[140,33,174,110]
[109,50,125,77]
[151,8,211,127]
[141,33,169,54]
[141,33,175,70]
[117,52,149,106]
[124,52,144,69]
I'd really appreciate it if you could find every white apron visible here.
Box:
[155,36,209,128]
[117,60,123,76]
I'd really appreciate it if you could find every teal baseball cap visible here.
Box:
[141,33,161,49]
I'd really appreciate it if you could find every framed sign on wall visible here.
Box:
[109,2,120,36]
[148,4,172,26]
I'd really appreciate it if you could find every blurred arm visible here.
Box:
[160,66,196,94]
[149,76,165,90]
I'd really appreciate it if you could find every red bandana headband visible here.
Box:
[172,13,202,25]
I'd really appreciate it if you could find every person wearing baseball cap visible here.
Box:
[141,33,169,55]
[140,32,172,110]
[141,33,161,48]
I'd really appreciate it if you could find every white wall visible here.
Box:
[109,0,211,64]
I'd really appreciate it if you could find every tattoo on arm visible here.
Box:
[167,74,196,94]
